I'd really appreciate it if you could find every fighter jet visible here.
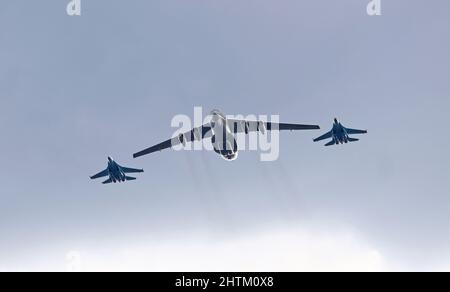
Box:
[313,118,367,146]
[90,157,144,184]
[134,110,320,161]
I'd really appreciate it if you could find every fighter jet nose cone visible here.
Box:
[334,118,338,123]
[108,157,113,162]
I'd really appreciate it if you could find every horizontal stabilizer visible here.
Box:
[102,178,113,184]
[325,140,336,146]
[348,137,359,142]
[125,176,136,181]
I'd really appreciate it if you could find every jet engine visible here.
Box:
[178,133,187,147]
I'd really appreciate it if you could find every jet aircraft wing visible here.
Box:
[345,128,368,135]
[227,119,320,133]
[120,167,144,174]
[90,169,109,180]
[134,125,212,158]
[313,131,333,142]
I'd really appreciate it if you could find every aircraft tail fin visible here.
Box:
[125,176,136,181]
[348,137,359,142]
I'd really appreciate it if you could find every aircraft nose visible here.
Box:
[334,118,338,123]
[108,156,113,162]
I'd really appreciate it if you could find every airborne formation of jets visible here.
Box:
[90,110,368,184]
[90,157,144,184]
[313,118,368,146]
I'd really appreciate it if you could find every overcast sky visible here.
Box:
[0,0,449,271]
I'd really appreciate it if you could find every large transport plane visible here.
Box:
[133,110,320,161]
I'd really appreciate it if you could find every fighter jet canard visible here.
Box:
[133,110,320,161]
[90,157,144,184]
[313,118,368,146]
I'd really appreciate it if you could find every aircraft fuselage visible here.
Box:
[331,119,350,144]
[210,110,239,161]
[107,157,126,183]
